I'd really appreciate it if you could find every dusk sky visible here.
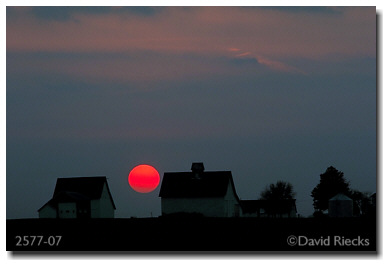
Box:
[6,6,376,218]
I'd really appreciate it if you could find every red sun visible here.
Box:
[128,164,160,193]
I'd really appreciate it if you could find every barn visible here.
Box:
[38,176,116,219]
[159,163,241,217]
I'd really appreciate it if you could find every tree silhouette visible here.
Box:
[349,189,373,216]
[260,181,296,217]
[260,181,295,201]
[311,166,350,212]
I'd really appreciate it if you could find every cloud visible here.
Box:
[228,48,307,74]
[7,7,375,57]
[254,55,308,75]
[6,7,375,81]
[236,52,251,57]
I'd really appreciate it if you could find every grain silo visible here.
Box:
[328,193,353,217]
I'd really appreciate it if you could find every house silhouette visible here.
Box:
[38,176,116,219]
[159,162,241,217]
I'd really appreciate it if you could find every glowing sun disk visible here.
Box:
[128,164,160,193]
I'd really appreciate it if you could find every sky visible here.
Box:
[6,6,377,218]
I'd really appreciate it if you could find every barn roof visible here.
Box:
[53,176,108,199]
[38,176,116,211]
[159,167,240,199]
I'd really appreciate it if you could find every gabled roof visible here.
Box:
[53,176,107,199]
[38,176,116,211]
[159,170,239,199]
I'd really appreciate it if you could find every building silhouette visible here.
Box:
[159,162,241,217]
[38,176,116,218]
[328,193,353,218]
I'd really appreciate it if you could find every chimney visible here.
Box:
[191,162,204,179]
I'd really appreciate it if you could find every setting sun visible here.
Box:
[128,164,160,193]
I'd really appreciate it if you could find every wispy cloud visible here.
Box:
[228,48,307,74]
[7,7,375,56]
[236,52,252,57]
[6,6,375,81]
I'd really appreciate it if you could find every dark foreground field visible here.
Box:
[7,217,376,252]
